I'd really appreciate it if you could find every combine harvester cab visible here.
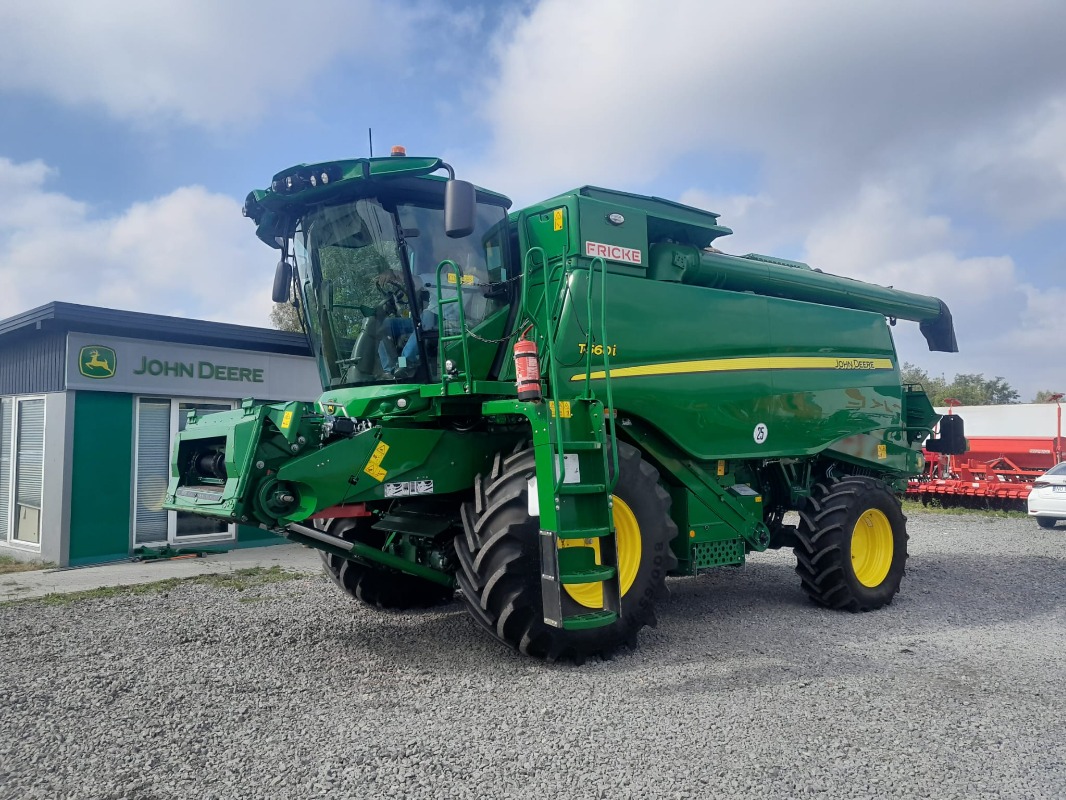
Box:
[167,155,966,661]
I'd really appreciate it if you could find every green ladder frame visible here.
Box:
[520,251,622,630]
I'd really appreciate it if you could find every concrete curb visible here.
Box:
[0,543,322,602]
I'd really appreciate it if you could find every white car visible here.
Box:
[1028,462,1066,529]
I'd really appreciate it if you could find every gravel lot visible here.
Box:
[2,512,1064,800]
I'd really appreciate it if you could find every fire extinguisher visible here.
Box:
[513,331,541,401]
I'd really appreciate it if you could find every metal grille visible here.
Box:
[691,538,745,570]
[0,399,10,542]
[134,399,171,544]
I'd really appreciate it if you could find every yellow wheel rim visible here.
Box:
[850,508,894,587]
[563,496,642,609]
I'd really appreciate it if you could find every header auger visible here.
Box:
[166,152,965,662]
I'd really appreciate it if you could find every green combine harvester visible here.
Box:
[165,152,966,661]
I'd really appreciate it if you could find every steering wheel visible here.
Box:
[375,273,408,316]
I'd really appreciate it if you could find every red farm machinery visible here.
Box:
[908,402,1064,510]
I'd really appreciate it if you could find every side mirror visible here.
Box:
[272,259,293,303]
[926,414,966,455]
[444,179,476,238]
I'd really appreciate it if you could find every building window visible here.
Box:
[0,397,45,547]
[133,398,234,547]
[133,399,171,545]
[0,398,11,543]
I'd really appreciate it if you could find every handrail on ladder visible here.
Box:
[433,259,472,391]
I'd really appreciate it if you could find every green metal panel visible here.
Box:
[549,270,907,469]
[575,196,648,277]
[69,392,134,565]
[690,539,745,570]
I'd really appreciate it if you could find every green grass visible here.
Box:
[0,555,54,575]
[902,498,1028,520]
[2,566,305,607]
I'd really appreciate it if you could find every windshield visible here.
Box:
[293,195,510,388]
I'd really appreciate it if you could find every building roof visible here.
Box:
[0,302,311,356]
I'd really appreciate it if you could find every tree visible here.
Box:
[900,362,946,398]
[270,302,303,333]
[1032,390,1064,403]
[901,363,1020,406]
[937,373,1019,406]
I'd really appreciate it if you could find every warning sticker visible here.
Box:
[363,442,389,482]
[384,480,435,498]
[548,400,572,418]
[280,410,293,429]
[585,240,642,265]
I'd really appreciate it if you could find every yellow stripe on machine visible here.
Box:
[571,356,895,382]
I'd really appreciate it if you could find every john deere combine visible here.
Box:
[165,152,965,661]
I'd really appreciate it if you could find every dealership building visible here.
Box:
[0,302,318,567]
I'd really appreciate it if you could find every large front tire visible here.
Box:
[320,518,454,610]
[794,476,908,611]
[455,442,677,662]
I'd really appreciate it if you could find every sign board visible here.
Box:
[66,333,320,401]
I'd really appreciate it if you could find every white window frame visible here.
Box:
[131,396,237,550]
[5,395,45,552]
[0,397,11,546]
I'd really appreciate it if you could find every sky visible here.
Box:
[1,0,1064,399]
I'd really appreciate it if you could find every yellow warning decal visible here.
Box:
[363,442,389,482]
[446,272,475,285]
[549,400,572,418]
[280,410,294,429]
[553,209,564,231]
[877,444,888,460]
[717,460,726,477]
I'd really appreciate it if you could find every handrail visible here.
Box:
[588,257,620,491]
[434,259,472,391]
[543,262,570,493]
[518,246,547,337]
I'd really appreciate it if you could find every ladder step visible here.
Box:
[561,610,618,631]
[557,483,606,495]
[559,565,616,585]
[556,526,612,541]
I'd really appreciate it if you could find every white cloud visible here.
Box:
[0,0,406,128]
[949,96,1066,228]
[474,0,1066,218]
[798,179,1065,399]
[0,158,275,326]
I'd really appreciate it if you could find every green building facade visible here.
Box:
[0,302,318,566]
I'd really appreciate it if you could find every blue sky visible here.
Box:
[1,0,1064,398]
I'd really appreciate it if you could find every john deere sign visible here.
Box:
[66,333,318,400]
[131,357,264,383]
[78,345,117,379]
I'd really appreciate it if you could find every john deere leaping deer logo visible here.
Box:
[79,345,117,379]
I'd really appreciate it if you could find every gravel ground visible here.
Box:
[1,512,1064,800]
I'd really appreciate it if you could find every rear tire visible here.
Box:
[794,476,908,611]
[455,442,677,662]
[1036,517,1057,530]
[320,518,454,610]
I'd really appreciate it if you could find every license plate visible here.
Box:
[1053,485,1066,493]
